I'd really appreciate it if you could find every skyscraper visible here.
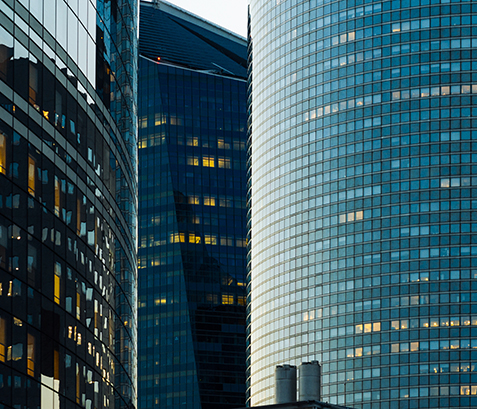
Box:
[0,0,137,408]
[247,1,477,408]
[137,2,248,408]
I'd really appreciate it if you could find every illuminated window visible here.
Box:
[154,113,165,126]
[0,317,5,362]
[76,292,81,320]
[186,137,198,146]
[238,296,246,306]
[27,156,36,196]
[139,116,147,128]
[189,233,201,244]
[355,347,363,357]
[373,322,381,332]
[27,334,35,376]
[0,132,6,175]
[391,320,399,330]
[54,177,60,217]
[204,196,215,206]
[355,211,363,220]
[54,262,61,304]
[188,196,200,205]
[218,157,231,168]
[222,294,233,305]
[169,233,185,243]
[203,156,215,167]
[391,343,399,353]
[410,342,419,352]
[187,156,199,166]
[355,324,363,334]
[218,139,231,149]
[204,235,217,245]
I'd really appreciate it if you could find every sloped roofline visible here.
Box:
[140,0,247,45]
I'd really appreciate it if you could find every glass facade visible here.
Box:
[247,0,477,408]
[0,0,137,408]
[137,3,248,409]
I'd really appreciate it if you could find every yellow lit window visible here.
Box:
[355,347,363,357]
[391,343,399,353]
[154,113,165,126]
[204,196,215,206]
[0,317,5,362]
[0,132,6,175]
[76,363,80,403]
[347,212,355,222]
[188,196,200,205]
[27,333,35,376]
[189,233,201,244]
[373,322,381,332]
[169,233,185,243]
[204,235,217,245]
[187,156,199,166]
[355,324,363,334]
[186,137,199,146]
[218,157,231,168]
[430,317,439,327]
[391,320,399,330]
[54,177,60,217]
[203,156,215,167]
[218,139,231,149]
[355,211,363,220]
[410,342,419,352]
[400,320,409,329]
[450,317,460,326]
[238,296,246,306]
[339,214,346,223]
[441,86,450,95]
[139,116,147,128]
[364,323,372,333]
[348,31,355,41]
[461,386,471,396]
[76,292,81,320]
[222,294,233,305]
[54,262,61,304]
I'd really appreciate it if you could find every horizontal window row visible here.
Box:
[302,85,476,124]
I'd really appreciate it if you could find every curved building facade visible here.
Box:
[0,1,137,408]
[248,0,477,408]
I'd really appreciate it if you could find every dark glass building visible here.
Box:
[137,2,248,409]
[248,0,477,408]
[0,0,137,408]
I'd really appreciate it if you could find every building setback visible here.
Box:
[137,2,248,408]
[0,0,138,408]
[247,0,477,408]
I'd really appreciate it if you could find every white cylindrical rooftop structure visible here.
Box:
[275,365,297,404]
[299,361,321,401]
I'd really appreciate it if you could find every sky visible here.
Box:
[164,0,249,38]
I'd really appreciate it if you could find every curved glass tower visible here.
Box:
[248,0,477,408]
[0,0,137,408]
